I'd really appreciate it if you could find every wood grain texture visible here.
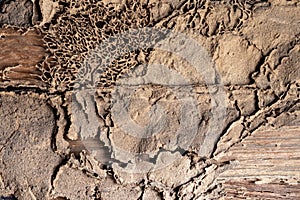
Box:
[0,27,47,86]
[218,127,300,199]
[222,180,300,199]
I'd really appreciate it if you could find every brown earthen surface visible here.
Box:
[0,0,299,199]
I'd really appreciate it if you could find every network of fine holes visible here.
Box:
[38,0,151,91]
[38,0,263,92]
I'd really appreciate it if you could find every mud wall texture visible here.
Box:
[0,0,299,200]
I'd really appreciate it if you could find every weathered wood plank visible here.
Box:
[0,27,47,87]
[218,127,300,199]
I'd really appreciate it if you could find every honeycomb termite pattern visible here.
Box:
[39,0,267,92]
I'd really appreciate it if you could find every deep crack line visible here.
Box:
[49,155,71,196]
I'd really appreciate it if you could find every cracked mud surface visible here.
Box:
[0,0,299,199]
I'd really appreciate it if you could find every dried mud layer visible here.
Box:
[0,0,300,200]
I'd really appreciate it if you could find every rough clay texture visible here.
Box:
[0,93,61,199]
[0,0,34,27]
[0,0,299,200]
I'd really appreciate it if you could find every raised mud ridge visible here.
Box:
[0,0,299,200]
